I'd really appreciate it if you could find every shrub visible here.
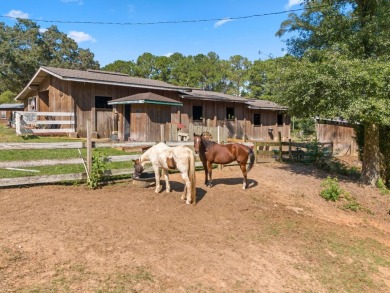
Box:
[88,149,108,189]
[320,176,344,201]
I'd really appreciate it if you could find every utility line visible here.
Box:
[0,5,329,26]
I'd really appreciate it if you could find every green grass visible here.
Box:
[0,126,136,180]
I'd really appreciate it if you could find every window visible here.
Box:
[1,111,6,120]
[277,113,284,126]
[193,106,203,121]
[95,96,112,109]
[226,107,235,120]
[253,113,261,126]
[28,97,37,111]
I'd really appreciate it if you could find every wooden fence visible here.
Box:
[0,141,183,188]
[15,111,75,135]
[0,140,333,188]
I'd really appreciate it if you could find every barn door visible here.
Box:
[96,109,113,138]
[124,104,131,141]
[95,96,113,138]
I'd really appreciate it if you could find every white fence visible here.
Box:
[15,111,75,135]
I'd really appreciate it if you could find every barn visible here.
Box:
[315,118,358,155]
[0,103,24,127]
[15,66,290,142]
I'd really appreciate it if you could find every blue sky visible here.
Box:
[1,0,303,67]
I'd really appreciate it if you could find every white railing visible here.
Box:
[15,111,75,135]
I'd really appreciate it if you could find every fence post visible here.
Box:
[278,131,283,162]
[254,142,258,163]
[87,119,92,175]
[288,138,292,159]
[15,112,21,135]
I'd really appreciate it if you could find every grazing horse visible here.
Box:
[193,133,255,189]
[133,142,196,204]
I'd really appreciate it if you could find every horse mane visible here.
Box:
[201,137,216,150]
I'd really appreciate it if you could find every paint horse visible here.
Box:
[193,132,255,189]
[133,142,196,204]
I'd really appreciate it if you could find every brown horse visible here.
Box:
[193,133,255,189]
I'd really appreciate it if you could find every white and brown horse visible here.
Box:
[133,142,196,204]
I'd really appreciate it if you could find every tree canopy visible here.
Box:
[270,0,390,186]
[0,19,99,95]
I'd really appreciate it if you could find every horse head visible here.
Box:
[193,133,202,154]
[132,159,144,179]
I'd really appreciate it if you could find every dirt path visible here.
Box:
[1,162,389,292]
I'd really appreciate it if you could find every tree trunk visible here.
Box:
[361,123,380,186]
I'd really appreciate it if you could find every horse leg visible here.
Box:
[239,162,248,189]
[180,171,192,204]
[162,168,171,193]
[154,166,163,193]
[201,160,209,186]
[206,161,213,187]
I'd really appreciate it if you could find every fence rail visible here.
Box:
[0,137,334,187]
[15,111,75,135]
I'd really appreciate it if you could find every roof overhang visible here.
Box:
[15,67,190,101]
[247,105,288,111]
[108,99,183,106]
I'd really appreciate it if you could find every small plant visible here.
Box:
[320,176,344,201]
[342,194,361,212]
[376,178,390,195]
[88,149,108,189]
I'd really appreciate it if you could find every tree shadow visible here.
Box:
[276,161,361,184]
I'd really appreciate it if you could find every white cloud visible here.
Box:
[6,10,29,19]
[39,28,48,33]
[286,0,303,9]
[164,52,174,57]
[214,18,233,28]
[67,31,96,43]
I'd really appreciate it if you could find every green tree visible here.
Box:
[274,0,390,185]
[0,19,99,94]
[102,60,137,75]
[227,55,251,97]
[0,90,16,104]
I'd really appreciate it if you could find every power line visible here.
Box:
[0,5,329,26]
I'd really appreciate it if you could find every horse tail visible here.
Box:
[188,150,197,204]
[247,147,255,173]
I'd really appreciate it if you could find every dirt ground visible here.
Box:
[1,160,390,292]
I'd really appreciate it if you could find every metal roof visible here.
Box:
[180,89,252,103]
[0,103,24,110]
[15,66,192,101]
[108,92,183,106]
[246,99,287,111]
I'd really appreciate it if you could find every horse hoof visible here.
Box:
[186,201,191,205]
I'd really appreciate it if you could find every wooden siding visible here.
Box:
[316,122,357,155]
[27,76,290,141]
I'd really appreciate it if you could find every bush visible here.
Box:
[320,176,344,201]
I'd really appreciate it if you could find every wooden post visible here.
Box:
[15,112,21,135]
[254,142,258,163]
[160,124,164,142]
[278,131,283,162]
[288,138,292,159]
[87,119,92,175]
